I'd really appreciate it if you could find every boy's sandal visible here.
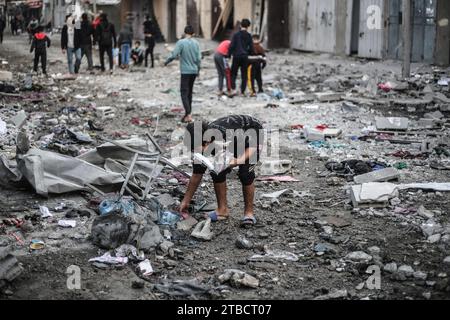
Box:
[206,211,229,222]
[240,216,257,227]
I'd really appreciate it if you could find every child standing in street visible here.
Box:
[30,26,51,75]
[214,39,232,96]
[248,34,267,97]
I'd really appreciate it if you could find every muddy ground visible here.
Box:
[0,33,449,300]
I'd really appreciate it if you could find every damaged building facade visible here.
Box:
[289,0,450,66]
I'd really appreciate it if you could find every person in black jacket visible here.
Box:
[95,13,116,73]
[143,15,156,68]
[79,13,94,72]
[30,26,51,74]
[61,15,82,74]
[228,19,254,96]
[0,15,5,44]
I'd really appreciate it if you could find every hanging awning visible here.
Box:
[26,0,43,9]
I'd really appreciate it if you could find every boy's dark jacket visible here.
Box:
[30,32,51,52]
[80,20,94,46]
[61,25,81,50]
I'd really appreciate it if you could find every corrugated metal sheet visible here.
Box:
[290,0,337,53]
[358,0,385,59]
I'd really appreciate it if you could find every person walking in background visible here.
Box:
[214,39,232,96]
[61,14,82,75]
[0,15,5,43]
[248,34,267,96]
[118,23,133,69]
[27,16,39,44]
[228,19,254,96]
[164,25,201,124]
[30,25,51,75]
[10,16,18,36]
[143,15,156,68]
[80,13,94,73]
[95,13,116,74]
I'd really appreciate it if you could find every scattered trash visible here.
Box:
[249,247,299,262]
[39,206,53,218]
[158,211,182,226]
[138,259,154,277]
[89,252,128,265]
[29,240,45,250]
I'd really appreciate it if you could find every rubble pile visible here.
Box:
[0,38,449,300]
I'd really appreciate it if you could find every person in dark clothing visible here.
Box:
[228,19,254,96]
[30,26,51,74]
[95,13,117,73]
[248,34,267,96]
[0,16,5,43]
[10,16,18,36]
[180,115,265,227]
[79,13,94,72]
[143,15,156,68]
[61,15,82,74]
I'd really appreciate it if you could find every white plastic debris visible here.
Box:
[89,252,128,265]
[138,259,154,276]
[39,206,53,218]
[58,220,77,228]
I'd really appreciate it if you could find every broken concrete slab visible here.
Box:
[258,160,292,176]
[354,168,400,184]
[176,216,199,232]
[0,71,13,81]
[9,111,27,128]
[218,269,259,289]
[0,246,23,288]
[315,91,343,102]
[191,219,213,241]
[350,183,399,208]
[375,117,409,131]
[304,127,325,142]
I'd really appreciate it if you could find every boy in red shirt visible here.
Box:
[214,40,232,96]
[30,26,51,75]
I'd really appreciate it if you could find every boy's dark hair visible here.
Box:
[184,25,195,35]
[135,40,141,46]
[252,34,260,40]
[82,13,88,21]
[145,15,150,20]
[241,19,251,28]
[100,13,108,21]
[36,25,44,33]
[185,121,209,151]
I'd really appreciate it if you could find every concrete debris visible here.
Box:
[0,246,23,289]
[353,168,400,184]
[218,269,259,289]
[375,117,409,131]
[191,219,214,241]
[314,289,348,300]
[344,251,373,263]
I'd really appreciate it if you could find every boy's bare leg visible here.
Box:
[214,182,229,217]
[243,183,255,218]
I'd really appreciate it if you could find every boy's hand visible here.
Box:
[62,49,66,54]
[179,201,189,214]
